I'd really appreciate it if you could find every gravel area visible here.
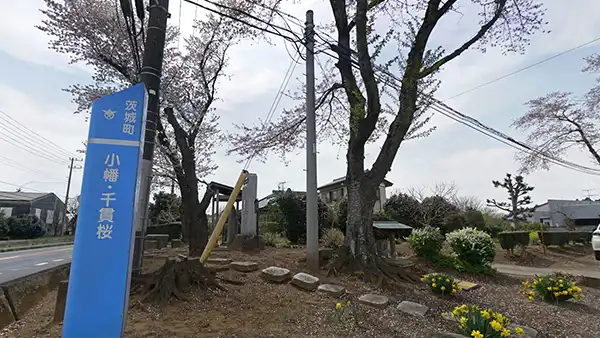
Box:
[2,247,599,337]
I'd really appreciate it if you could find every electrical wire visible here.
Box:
[311,36,600,176]
[0,155,64,180]
[0,110,76,159]
[186,2,600,176]
[243,53,300,170]
[182,0,303,46]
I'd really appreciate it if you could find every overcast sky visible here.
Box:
[1,0,600,208]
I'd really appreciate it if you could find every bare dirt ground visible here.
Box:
[2,247,599,338]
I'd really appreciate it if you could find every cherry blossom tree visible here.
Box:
[228,0,548,286]
[37,0,282,257]
[513,54,600,173]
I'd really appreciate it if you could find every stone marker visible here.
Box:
[397,300,429,317]
[206,264,230,272]
[317,284,346,298]
[357,293,389,309]
[508,324,538,338]
[144,240,159,250]
[171,239,182,248]
[230,261,259,272]
[146,234,169,249]
[261,267,292,283]
[291,272,320,291]
[53,280,69,323]
[456,280,480,291]
[208,258,232,265]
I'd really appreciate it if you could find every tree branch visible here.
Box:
[418,0,507,79]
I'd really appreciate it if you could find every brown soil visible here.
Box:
[2,247,599,338]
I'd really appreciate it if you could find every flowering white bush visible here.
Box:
[446,227,496,268]
[408,226,444,258]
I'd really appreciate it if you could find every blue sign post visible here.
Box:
[63,84,148,338]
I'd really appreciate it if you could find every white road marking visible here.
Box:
[53,259,64,262]
[35,262,49,266]
[11,268,21,271]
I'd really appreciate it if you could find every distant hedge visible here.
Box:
[147,222,182,241]
[498,231,530,250]
[537,231,591,246]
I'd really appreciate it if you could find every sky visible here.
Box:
[0,0,600,209]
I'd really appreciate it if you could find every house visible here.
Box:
[0,191,67,236]
[529,199,600,231]
[258,190,305,209]
[318,176,393,213]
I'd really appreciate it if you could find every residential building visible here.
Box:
[258,190,305,209]
[318,176,393,213]
[0,191,67,236]
[529,199,600,231]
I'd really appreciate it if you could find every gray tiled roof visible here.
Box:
[0,191,48,201]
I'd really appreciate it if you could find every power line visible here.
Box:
[194,3,600,176]
[181,0,303,46]
[0,155,64,180]
[0,109,76,159]
[244,53,300,170]
[311,35,600,176]
[443,36,600,101]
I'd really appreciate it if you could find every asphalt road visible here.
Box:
[0,245,73,284]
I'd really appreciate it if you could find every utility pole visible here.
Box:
[62,158,82,235]
[304,10,319,272]
[132,0,170,275]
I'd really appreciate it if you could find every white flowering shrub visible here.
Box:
[446,227,496,268]
[408,226,444,258]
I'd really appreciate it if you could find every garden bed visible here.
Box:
[1,247,599,337]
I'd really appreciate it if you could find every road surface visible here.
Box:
[0,245,73,284]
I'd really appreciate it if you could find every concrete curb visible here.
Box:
[0,242,74,253]
[0,263,70,329]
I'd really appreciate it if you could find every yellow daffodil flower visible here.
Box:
[471,330,483,338]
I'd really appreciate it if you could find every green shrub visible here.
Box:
[336,198,348,234]
[463,208,486,230]
[407,226,444,258]
[321,228,345,249]
[446,227,495,268]
[568,231,592,244]
[7,216,45,239]
[445,304,525,337]
[274,190,330,243]
[498,231,530,250]
[521,222,547,232]
[262,232,290,248]
[521,272,583,303]
[442,213,467,235]
[0,214,9,238]
[420,272,461,296]
[538,232,569,246]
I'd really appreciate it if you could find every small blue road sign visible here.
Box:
[62,84,147,338]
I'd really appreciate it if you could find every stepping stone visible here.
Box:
[426,332,467,338]
[397,300,429,317]
[508,324,538,338]
[261,267,292,283]
[229,261,259,272]
[171,239,183,248]
[206,264,230,272]
[317,284,346,297]
[357,293,389,309]
[456,280,480,291]
[208,258,232,265]
[290,272,320,291]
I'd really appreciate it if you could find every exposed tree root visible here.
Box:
[326,246,421,290]
[131,256,225,305]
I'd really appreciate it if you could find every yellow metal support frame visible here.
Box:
[200,170,248,264]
